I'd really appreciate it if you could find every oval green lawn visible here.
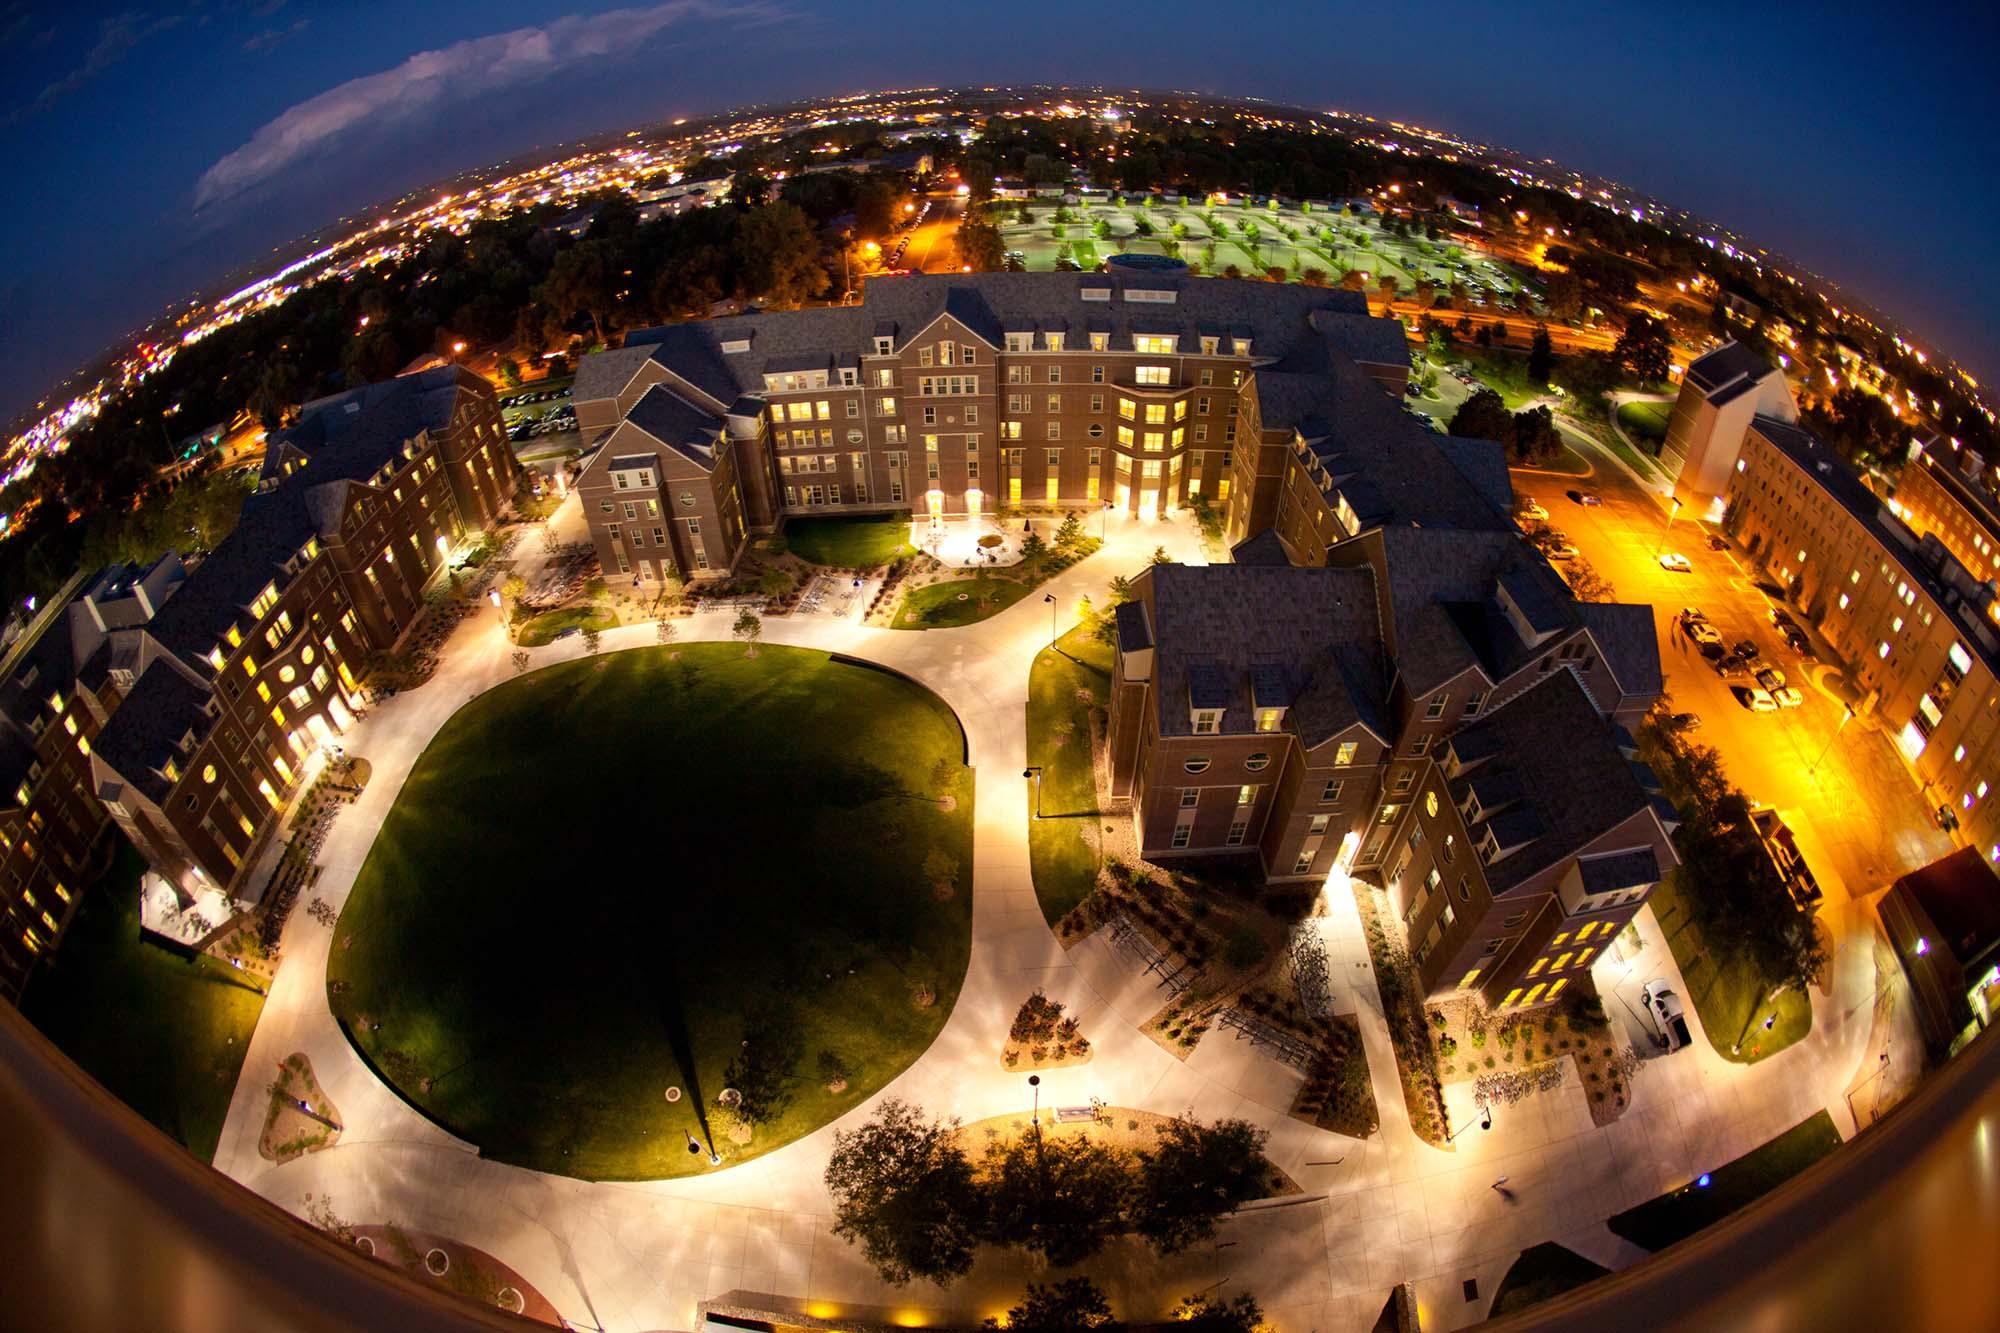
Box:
[328,643,973,1180]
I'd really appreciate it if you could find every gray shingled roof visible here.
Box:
[625,384,723,465]
[1447,671,1669,895]
[1573,602,1665,698]
[92,662,210,806]
[1146,562,1387,747]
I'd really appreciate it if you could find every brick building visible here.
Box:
[0,558,186,1001]
[85,366,517,925]
[1107,523,1674,1008]
[570,273,1412,584]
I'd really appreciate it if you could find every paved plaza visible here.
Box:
[208,501,1907,1332]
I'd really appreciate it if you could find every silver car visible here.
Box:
[1642,978,1693,1052]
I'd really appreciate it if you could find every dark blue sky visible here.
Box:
[4,1,1997,424]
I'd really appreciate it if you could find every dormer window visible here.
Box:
[1201,336,1219,355]
[1089,332,1109,351]
[1232,337,1252,356]
[874,337,894,356]
[1006,333,1031,353]
[1192,709,1220,735]
[1254,707,1285,733]
[1479,828,1501,863]
[1044,333,1064,353]
[840,368,857,386]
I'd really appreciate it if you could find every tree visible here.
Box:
[541,240,618,344]
[1149,545,1173,566]
[1544,270,1584,321]
[731,609,763,655]
[984,1130,1131,1267]
[500,573,526,610]
[1107,574,1134,604]
[1448,388,1511,444]
[734,202,827,308]
[1613,313,1671,385]
[824,1099,984,1286]
[655,617,678,646]
[1174,1291,1268,1332]
[1527,326,1555,386]
[1053,511,1085,550]
[510,651,530,675]
[1091,218,1111,241]
[580,625,601,655]
[1131,1115,1268,1255]
[957,214,1006,272]
[1509,405,1563,464]
[1299,266,1326,287]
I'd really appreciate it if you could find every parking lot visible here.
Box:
[500,380,575,452]
[1511,469,1955,909]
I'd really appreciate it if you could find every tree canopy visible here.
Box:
[824,1099,985,1286]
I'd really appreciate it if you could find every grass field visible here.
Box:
[1608,1110,1842,1252]
[783,513,915,568]
[327,644,974,1180]
[1617,398,1673,445]
[23,846,265,1163]
[1489,1243,1611,1317]
[1027,626,1113,925]
[1649,875,1812,1062]
[993,200,1529,300]
[514,604,616,647]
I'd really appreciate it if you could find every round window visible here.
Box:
[202,764,217,784]
[1245,752,1270,771]
[301,646,315,665]
[679,491,697,507]
[1425,791,1440,818]
[1184,756,1211,773]
[278,666,296,684]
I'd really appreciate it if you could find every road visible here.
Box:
[903,194,965,273]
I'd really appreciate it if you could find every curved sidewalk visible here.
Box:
[208,510,1894,1333]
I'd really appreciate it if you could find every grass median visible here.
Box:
[1028,626,1113,927]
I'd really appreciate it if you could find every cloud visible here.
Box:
[243,16,308,54]
[5,10,181,124]
[194,1,786,210]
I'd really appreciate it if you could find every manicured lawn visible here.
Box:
[328,644,973,1180]
[514,603,616,647]
[1608,1110,1843,1252]
[1489,1243,1611,1317]
[1027,626,1113,926]
[1648,874,1812,1062]
[896,572,1037,628]
[1458,348,1547,411]
[1617,398,1673,445]
[783,513,914,568]
[22,846,265,1163]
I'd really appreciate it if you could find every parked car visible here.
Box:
[1680,617,1723,648]
[1642,979,1693,1052]
[1733,685,1779,712]
[1731,639,1759,659]
[1657,552,1692,573]
[1669,711,1704,730]
[1707,534,1729,551]
[1772,686,1805,708]
[1546,542,1580,561]
[1566,489,1602,506]
[1783,625,1813,655]
[1756,666,1788,692]
[1519,498,1550,522]
[1768,606,1799,630]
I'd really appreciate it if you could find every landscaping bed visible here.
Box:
[1026,626,1113,926]
[956,1106,1301,1199]
[1490,1243,1612,1317]
[783,513,915,568]
[1429,986,1638,1127]
[1000,988,1092,1071]
[884,519,1101,629]
[259,1052,342,1163]
[1354,885,1449,1146]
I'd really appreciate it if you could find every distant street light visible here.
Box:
[1044,591,1058,643]
[1654,495,1683,556]
[1023,766,1045,819]
[1810,706,1855,780]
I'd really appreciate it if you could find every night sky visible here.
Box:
[3,1,1997,424]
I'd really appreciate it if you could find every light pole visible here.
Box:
[1028,1073,1041,1126]
[1023,766,1045,819]
[487,587,505,633]
[1044,591,1058,644]
[1810,706,1855,781]
[1732,984,1786,1055]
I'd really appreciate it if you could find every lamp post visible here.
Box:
[1023,766,1044,819]
[1043,591,1060,645]
[1028,1073,1041,1126]
[1810,706,1855,781]
[487,586,504,632]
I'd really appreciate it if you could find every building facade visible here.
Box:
[1725,412,2000,864]
[0,558,186,1001]
[1663,340,1797,510]
[86,366,518,924]
[1888,438,2000,586]
[571,273,1412,584]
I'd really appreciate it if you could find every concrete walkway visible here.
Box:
[210,504,1902,1333]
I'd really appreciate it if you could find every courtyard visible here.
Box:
[325,643,974,1179]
